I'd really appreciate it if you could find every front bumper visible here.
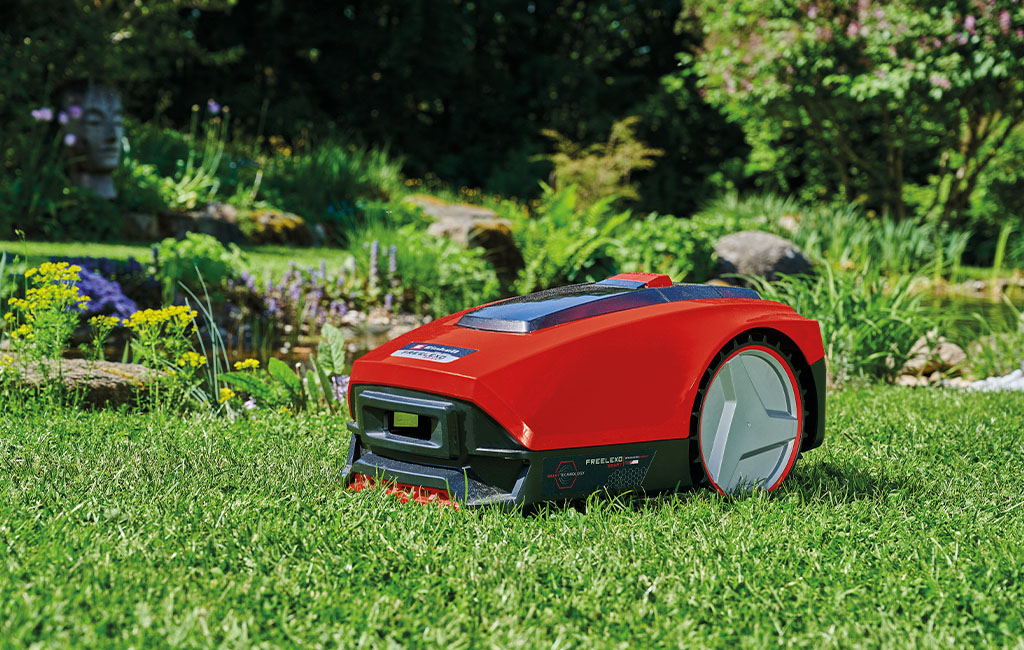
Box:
[342,384,693,508]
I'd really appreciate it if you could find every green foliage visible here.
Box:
[513,185,630,294]
[689,0,1024,224]
[154,232,244,303]
[541,116,663,209]
[346,223,500,317]
[693,194,971,277]
[751,267,936,385]
[315,323,347,377]
[258,141,404,223]
[613,213,718,282]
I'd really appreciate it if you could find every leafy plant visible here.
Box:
[513,184,630,294]
[750,266,936,385]
[613,212,718,282]
[154,232,244,303]
[541,116,663,210]
[346,223,501,316]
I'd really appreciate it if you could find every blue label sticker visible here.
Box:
[390,342,478,364]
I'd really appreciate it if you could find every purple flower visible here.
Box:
[63,133,77,146]
[75,269,139,319]
[329,300,348,318]
[69,105,83,119]
[965,15,976,35]
[207,99,221,114]
[58,111,69,125]
[383,293,393,310]
[31,107,53,122]
[331,375,351,403]
[243,397,257,411]
[1000,11,1011,34]
[369,241,380,286]
[288,280,302,304]
[388,245,397,275]
[265,297,280,317]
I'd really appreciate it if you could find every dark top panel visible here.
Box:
[457,283,760,333]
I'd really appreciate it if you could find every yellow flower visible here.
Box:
[88,315,120,329]
[11,323,34,340]
[279,406,293,415]
[233,358,260,370]
[0,355,13,368]
[177,351,207,368]
[219,387,236,403]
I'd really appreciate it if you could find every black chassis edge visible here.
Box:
[800,357,827,453]
[342,384,695,508]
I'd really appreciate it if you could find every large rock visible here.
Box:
[4,357,158,407]
[901,334,968,376]
[409,195,524,283]
[714,231,812,282]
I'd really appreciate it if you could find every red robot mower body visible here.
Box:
[343,273,826,507]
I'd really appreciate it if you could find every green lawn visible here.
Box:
[2,386,1023,648]
[0,240,352,281]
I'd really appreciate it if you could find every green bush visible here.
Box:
[154,232,244,303]
[751,266,936,386]
[513,184,630,294]
[541,116,663,210]
[613,213,717,282]
[346,223,500,317]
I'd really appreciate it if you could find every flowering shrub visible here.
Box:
[123,305,199,369]
[5,262,90,359]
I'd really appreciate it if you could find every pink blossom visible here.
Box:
[888,45,897,57]
[30,107,53,122]
[874,8,885,19]
[1000,10,1011,34]
[63,133,77,146]
[808,5,818,18]
[816,25,834,41]
[965,15,976,34]
[930,75,951,90]
[957,33,969,44]
[847,21,862,38]
[1018,28,1024,39]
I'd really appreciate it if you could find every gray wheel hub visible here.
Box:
[699,347,801,494]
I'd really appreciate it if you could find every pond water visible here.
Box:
[924,286,1022,342]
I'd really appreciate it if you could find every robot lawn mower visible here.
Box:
[342,273,826,508]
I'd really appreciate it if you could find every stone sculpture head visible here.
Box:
[57,79,125,199]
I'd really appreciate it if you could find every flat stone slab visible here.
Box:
[3,356,158,407]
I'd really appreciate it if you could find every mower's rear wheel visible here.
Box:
[694,335,803,495]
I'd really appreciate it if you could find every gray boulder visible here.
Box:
[715,231,812,282]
